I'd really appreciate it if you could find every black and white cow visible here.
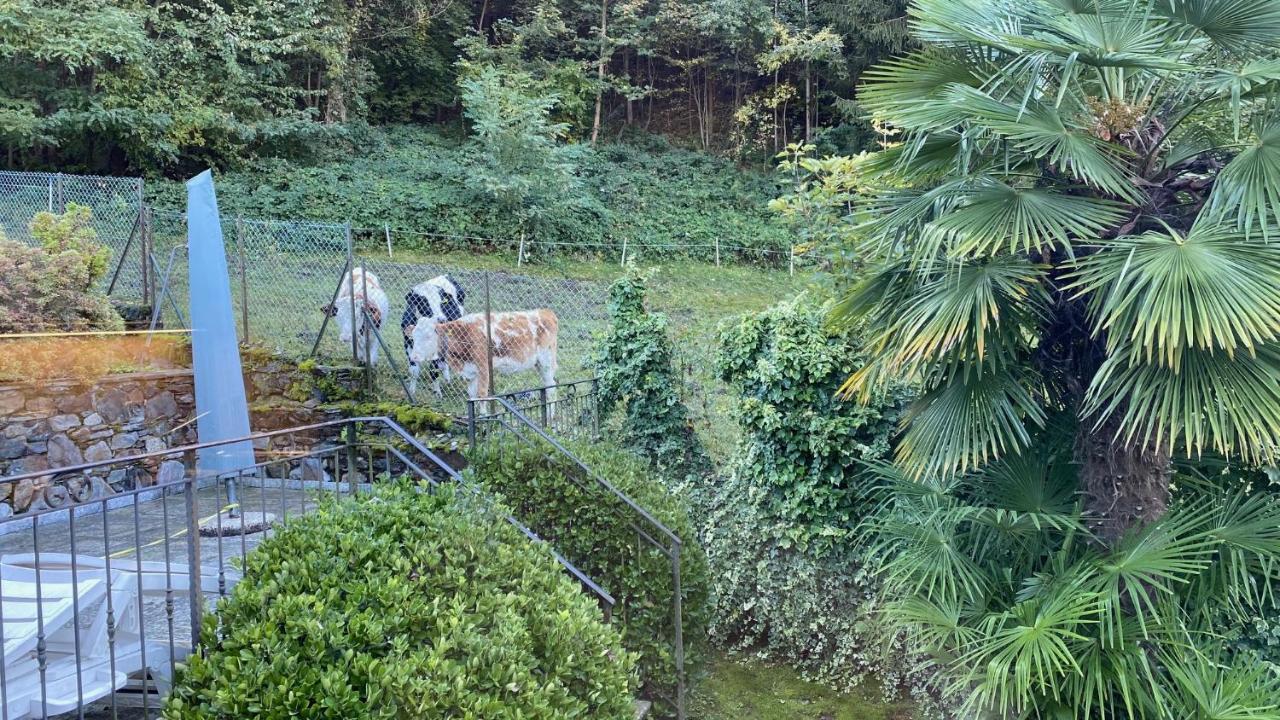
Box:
[401,275,466,395]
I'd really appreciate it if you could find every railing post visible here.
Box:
[539,386,549,428]
[467,399,478,450]
[672,543,686,720]
[484,271,496,397]
[346,223,358,366]
[185,472,203,650]
[591,377,601,440]
[345,421,358,490]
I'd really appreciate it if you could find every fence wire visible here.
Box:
[0,171,146,302]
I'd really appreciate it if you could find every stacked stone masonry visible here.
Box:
[0,360,342,517]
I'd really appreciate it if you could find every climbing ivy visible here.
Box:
[593,271,709,482]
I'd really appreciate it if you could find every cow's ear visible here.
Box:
[403,323,416,337]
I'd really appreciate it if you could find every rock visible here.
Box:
[94,389,129,423]
[265,461,289,479]
[144,437,166,454]
[46,434,83,468]
[82,412,104,428]
[87,429,113,441]
[12,478,49,512]
[68,427,91,442]
[252,436,271,450]
[87,476,115,501]
[49,414,80,432]
[25,441,46,453]
[24,396,53,414]
[106,467,147,492]
[24,496,51,514]
[145,392,178,420]
[0,504,13,520]
[54,392,91,414]
[110,433,139,450]
[155,460,185,485]
[300,458,327,483]
[43,485,69,508]
[342,471,367,486]
[3,423,30,439]
[64,476,88,502]
[0,390,24,415]
[11,455,48,475]
[0,438,26,460]
[83,441,111,463]
[0,483,11,502]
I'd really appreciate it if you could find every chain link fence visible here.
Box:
[0,171,147,304]
[0,170,802,440]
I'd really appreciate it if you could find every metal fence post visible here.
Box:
[55,172,65,212]
[236,216,249,344]
[789,245,795,276]
[484,271,496,398]
[715,236,721,267]
[384,223,393,259]
[345,223,358,366]
[620,236,628,267]
[539,386,549,428]
[141,207,153,308]
[185,471,203,649]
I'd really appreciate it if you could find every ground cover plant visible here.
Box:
[164,483,636,720]
[818,0,1280,715]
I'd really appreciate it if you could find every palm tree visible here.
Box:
[837,0,1280,544]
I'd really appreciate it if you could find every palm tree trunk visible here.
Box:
[1076,418,1172,546]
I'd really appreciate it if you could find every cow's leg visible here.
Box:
[407,363,420,397]
[431,362,444,398]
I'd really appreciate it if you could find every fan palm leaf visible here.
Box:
[1207,113,1280,238]
[1152,0,1280,53]
[1067,222,1280,365]
[1083,343,1280,462]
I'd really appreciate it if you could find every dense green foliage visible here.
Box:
[861,437,1280,718]
[0,205,122,333]
[164,484,635,720]
[830,0,1280,541]
[144,127,791,255]
[466,438,709,701]
[699,300,909,687]
[594,272,710,478]
[1,0,909,174]
[801,0,1280,714]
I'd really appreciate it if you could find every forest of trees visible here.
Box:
[0,0,909,175]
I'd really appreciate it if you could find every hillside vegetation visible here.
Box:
[147,127,792,255]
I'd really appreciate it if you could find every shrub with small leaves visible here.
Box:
[466,439,710,703]
[0,207,122,334]
[164,483,636,720]
[594,271,709,481]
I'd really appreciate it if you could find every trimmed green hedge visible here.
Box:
[163,484,636,719]
[465,440,709,701]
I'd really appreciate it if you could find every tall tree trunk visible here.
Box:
[624,50,633,125]
[803,0,811,142]
[590,0,609,145]
[1076,418,1173,547]
[477,0,488,32]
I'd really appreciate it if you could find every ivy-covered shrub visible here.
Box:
[594,272,709,481]
[164,484,636,720]
[702,299,912,687]
[466,439,710,701]
[0,206,122,334]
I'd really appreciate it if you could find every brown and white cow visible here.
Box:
[407,309,558,406]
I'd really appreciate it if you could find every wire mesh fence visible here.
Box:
[0,172,146,304]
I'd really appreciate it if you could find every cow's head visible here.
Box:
[407,320,441,366]
[330,300,382,345]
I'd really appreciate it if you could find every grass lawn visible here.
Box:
[691,654,912,720]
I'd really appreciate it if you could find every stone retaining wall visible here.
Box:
[0,358,348,517]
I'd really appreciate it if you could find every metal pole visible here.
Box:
[236,216,249,344]
[46,176,53,212]
[789,245,795,276]
[105,211,143,296]
[309,257,352,358]
[344,421,358,490]
[361,261,373,395]
[467,399,477,450]
[620,237,628,268]
[518,230,526,268]
[672,544,686,720]
[539,386,549,428]
[141,207,152,308]
[715,236,721,267]
[484,271,496,398]
[55,172,64,212]
[346,224,358,366]
[591,377,601,440]
[184,469,203,649]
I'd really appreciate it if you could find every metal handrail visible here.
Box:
[486,398,683,549]
[0,415,617,613]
